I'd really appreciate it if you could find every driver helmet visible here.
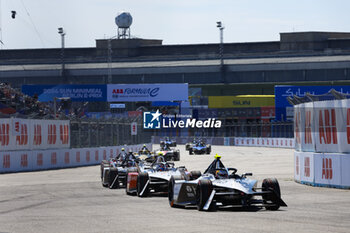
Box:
[143,144,146,147]
[215,169,228,179]
[157,151,164,156]
[121,148,125,151]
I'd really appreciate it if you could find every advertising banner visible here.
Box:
[107,84,188,102]
[275,85,350,121]
[208,95,275,108]
[0,118,14,151]
[22,84,107,102]
[300,152,314,183]
[314,153,341,186]
[294,151,301,182]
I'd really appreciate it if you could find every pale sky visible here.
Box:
[0,0,349,49]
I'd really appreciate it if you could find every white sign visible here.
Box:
[107,84,188,102]
[110,103,125,109]
[131,122,137,135]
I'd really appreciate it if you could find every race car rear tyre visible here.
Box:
[168,175,183,208]
[108,168,119,189]
[262,178,281,211]
[196,179,214,211]
[189,149,193,155]
[102,169,109,187]
[174,152,180,161]
[137,172,149,197]
[100,160,109,180]
[185,144,190,151]
[190,170,202,180]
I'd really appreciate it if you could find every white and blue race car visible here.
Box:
[168,155,287,211]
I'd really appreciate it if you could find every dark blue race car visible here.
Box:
[188,141,211,155]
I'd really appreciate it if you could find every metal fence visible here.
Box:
[153,121,294,139]
[70,116,153,148]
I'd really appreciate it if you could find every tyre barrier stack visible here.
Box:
[294,99,350,189]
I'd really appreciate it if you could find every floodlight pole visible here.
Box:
[58,27,66,78]
[217,21,225,82]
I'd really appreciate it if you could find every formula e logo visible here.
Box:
[143,110,162,129]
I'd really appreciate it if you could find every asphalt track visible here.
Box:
[1,145,350,233]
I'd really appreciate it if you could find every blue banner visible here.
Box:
[22,85,107,102]
[275,85,350,121]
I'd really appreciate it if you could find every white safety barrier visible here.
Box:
[0,118,70,151]
[294,99,350,188]
[294,99,350,153]
[294,151,350,188]
[234,137,294,148]
[0,143,152,173]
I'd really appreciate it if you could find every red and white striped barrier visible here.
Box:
[0,143,152,173]
[0,118,70,151]
[234,137,294,148]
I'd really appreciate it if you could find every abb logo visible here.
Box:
[95,151,99,161]
[347,109,350,144]
[252,139,255,144]
[110,149,113,158]
[3,154,10,168]
[21,154,28,167]
[295,111,301,144]
[246,139,249,145]
[271,140,274,146]
[322,158,333,180]
[33,124,42,145]
[60,124,69,144]
[86,151,90,162]
[37,153,43,166]
[76,151,80,163]
[48,124,57,145]
[64,152,70,164]
[103,150,107,160]
[295,156,299,175]
[319,109,337,144]
[305,111,312,144]
[0,123,10,146]
[16,123,28,146]
[266,139,269,145]
[304,157,310,177]
[112,89,124,94]
[51,152,57,165]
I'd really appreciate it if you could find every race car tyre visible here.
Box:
[160,141,164,148]
[206,146,211,154]
[100,160,109,180]
[125,170,137,196]
[168,175,184,208]
[185,144,190,151]
[190,171,202,180]
[196,179,214,211]
[137,172,149,197]
[172,142,177,147]
[102,169,109,187]
[174,151,180,161]
[108,168,119,189]
[262,178,281,210]
[189,149,193,155]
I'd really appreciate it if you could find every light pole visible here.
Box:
[58,27,66,77]
[216,21,224,67]
[107,36,117,84]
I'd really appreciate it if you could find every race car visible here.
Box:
[100,152,138,189]
[188,140,211,155]
[185,138,198,151]
[160,137,176,148]
[125,156,199,197]
[154,144,180,161]
[168,154,287,211]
